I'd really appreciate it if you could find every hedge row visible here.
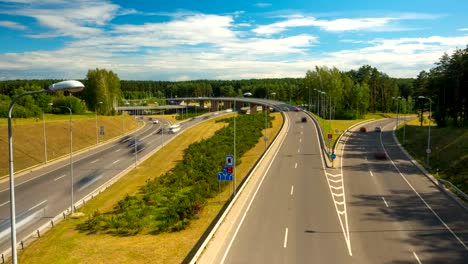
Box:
[78,113,273,235]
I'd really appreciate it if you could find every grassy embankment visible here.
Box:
[0,114,139,177]
[311,112,400,151]
[395,117,467,194]
[13,112,283,264]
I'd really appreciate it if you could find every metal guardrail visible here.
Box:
[438,178,468,201]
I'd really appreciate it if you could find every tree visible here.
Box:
[83,68,122,115]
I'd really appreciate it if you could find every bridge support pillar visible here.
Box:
[224,101,232,110]
[211,101,219,112]
[250,104,258,114]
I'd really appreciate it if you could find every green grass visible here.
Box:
[12,112,283,264]
[396,118,467,194]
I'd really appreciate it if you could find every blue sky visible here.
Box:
[0,0,467,81]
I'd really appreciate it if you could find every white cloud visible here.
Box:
[0,20,27,30]
[253,16,397,35]
[253,13,438,35]
[1,0,120,38]
[458,28,468,31]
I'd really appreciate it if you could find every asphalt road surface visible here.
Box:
[214,114,468,263]
[0,113,224,254]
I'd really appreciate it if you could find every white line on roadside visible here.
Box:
[91,159,100,164]
[29,200,47,212]
[380,128,468,250]
[369,170,374,177]
[294,163,297,168]
[112,159,120,164]
[220,118,290,264]
[290,186,294,196]
[114,148,121,152]
[283,228,289,248]
[54,174,66,181]
[382,197,389,207]
[413,252,422,264]
[0,201,9,207]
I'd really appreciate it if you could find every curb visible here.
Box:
[0,114,219,262]
[391,127,468,212]
[0,119,146,182]
[188,112,288,263]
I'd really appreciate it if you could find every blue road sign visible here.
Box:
[331,153,336,160]
[218,172,233,181]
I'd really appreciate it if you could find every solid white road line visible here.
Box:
[54,174,66,181]
[369,170,374,177]
[294,163,297,168]
[112,159,120,165]
[413,252,422,264]
[114,148,121,152]
[382,197,389,207]
[299,138,302,143]
[290,186,294,196]
[283,228,289,248]
[29,200,47,212]
[220,118,289,264]
[0,201,9,207]
[379,129,468,250]
[91,159,100,164]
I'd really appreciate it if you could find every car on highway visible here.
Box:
[152,119,159,124]
[301,117,307,123]
[360,127,367,132]
[127,138,140,147]
[374,126,382,132]
[131,142,146,153]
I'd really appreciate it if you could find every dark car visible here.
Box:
[127,138,140,147]
[131,142,146,153]
[301,117,307,123]
[360,127,367,132]
[374,126,382,132]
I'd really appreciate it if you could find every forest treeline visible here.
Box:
[0,46,466,127]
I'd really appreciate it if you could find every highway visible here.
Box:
[0,113,222,254]
[200,113,468,263]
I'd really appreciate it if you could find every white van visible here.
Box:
[168,124,181,134]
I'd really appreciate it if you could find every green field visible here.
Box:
[0,114,139,177]
[395,118,468,194]
[11,112,283,264]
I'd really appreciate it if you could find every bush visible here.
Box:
[79,113,274,235]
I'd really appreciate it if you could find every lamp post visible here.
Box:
[95,101,102,145]
[43,102,53,163]
[392,96,402,128]
[418,96,432,168]
[60,106,74,216]
[7,80,83,264]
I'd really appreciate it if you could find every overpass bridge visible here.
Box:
[116,97,295,114]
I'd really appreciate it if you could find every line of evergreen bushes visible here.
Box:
[78,113,273,235]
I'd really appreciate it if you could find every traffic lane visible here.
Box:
[222,113,298,263]
[342,130,422,263]
[292,115,352,263]
[378,123,468,262]
[0,120,154,192]
[223,112,351,263]
[345,119,468,263]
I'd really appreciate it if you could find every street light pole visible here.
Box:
[95,101,102,145]
[418,96,432,168]
[7,80,83,264]
[392,96,402,128]
[61,106,74,214]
